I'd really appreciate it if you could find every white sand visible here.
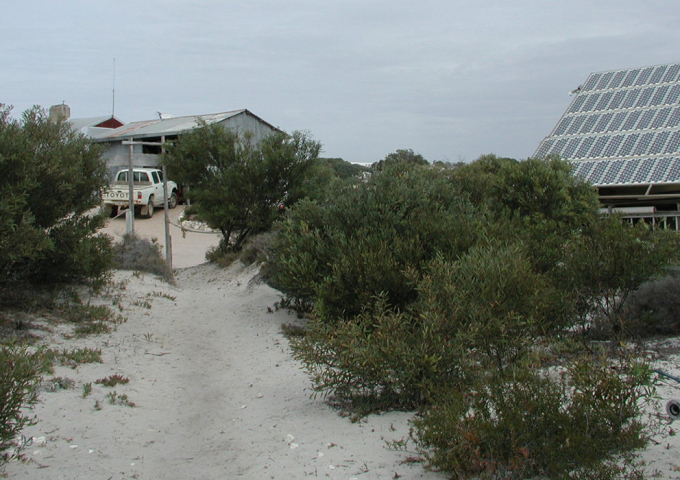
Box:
[4,208,680,479]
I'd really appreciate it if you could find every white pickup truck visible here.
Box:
[102,168,179,218]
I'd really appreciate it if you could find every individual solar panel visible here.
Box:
[596,72,614,90]
[567,95,587,114]
[633,132,655,155]
[666,84,680,104]
[664,131,680,153]
[609,90,627,109]
[575,136,595,158]
[667,109,680,128]
[594,91,613,111]
[549,138,569,156]
[663,64,680,83]
[604,135,625,157]
[589,161,610,184]
[622,89,640,109]
[566,116,586,135]
[650,157,672,181]
[589,136,610,157]
[652,108,672,128]
[651,65,668,84]
[622,110,643,130]
[650,85,670,106]
[622,69,640,87]
[553,117,572,135]
[609,71,626,89]
[649,131,670,154]
[618,158,642,184]
[666,159,680,182]
[636,87,654,108]
[620,133,640,155]
[632,158,657,183]
[592,112,614,133]
[581,93,600,112]
[534,140,554,159]
[602,159,626,184]
[583,74,601,91]
[609,112,628,131]
[590,136,609,158]
[635,67,654,86]
[563,137,582,158]
[581,115,599,134]
[575,160,596,180]
[637,110,656,131]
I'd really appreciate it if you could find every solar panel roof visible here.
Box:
[534,62,680,187]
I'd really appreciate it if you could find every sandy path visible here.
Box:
[5,263,443,479]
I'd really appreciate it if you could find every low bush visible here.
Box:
[0,346,42,463]
[113,233,174,283]
[271,163,480,321]
[411,355,655,480]
[618,270,680,337]
[290,295,472,414]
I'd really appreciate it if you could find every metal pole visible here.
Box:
[127,143,134,234]
[162,163,172,270]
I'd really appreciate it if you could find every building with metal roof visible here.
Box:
[534,62,680,229]
[63,107,282,177]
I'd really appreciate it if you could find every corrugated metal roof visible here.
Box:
[92,109,259,141]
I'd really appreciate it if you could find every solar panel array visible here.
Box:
[534,63,680,186]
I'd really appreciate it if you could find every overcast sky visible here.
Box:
[3,1,680,164]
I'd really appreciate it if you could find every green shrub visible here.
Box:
[163,126,321,252]
[411,356,655,480]
[290,295,472,414]
[113,233,174,282]
[619,270,680,336]
[270,164,480,321]
[558,217,680,337]
[0,105,113,297]
[0,346,42,463]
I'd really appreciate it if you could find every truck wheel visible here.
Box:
[168,192,178,209]
[145,196,155,218]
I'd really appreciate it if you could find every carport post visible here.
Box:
[126,142,134,234]
[162,163,172,270]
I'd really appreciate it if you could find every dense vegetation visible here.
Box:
[0,105,114,296]
[269,154,680,479]
[0,104,116,462]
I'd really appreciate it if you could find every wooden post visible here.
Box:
[127,142,134,234]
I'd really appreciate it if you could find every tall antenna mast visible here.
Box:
[112,58,116,117]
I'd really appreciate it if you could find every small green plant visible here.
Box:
[132,299,152,309]
[0,346,42,464]
[151,291,176,301]
[41,347,103,368]
[106,391,135,407]
[59,303,126,336]
[82,382,92,398]
[94,399,102,411]
[143,332,154,342]
[44,376,75,391]
[95,374,130,387]
[74,321,111,336]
